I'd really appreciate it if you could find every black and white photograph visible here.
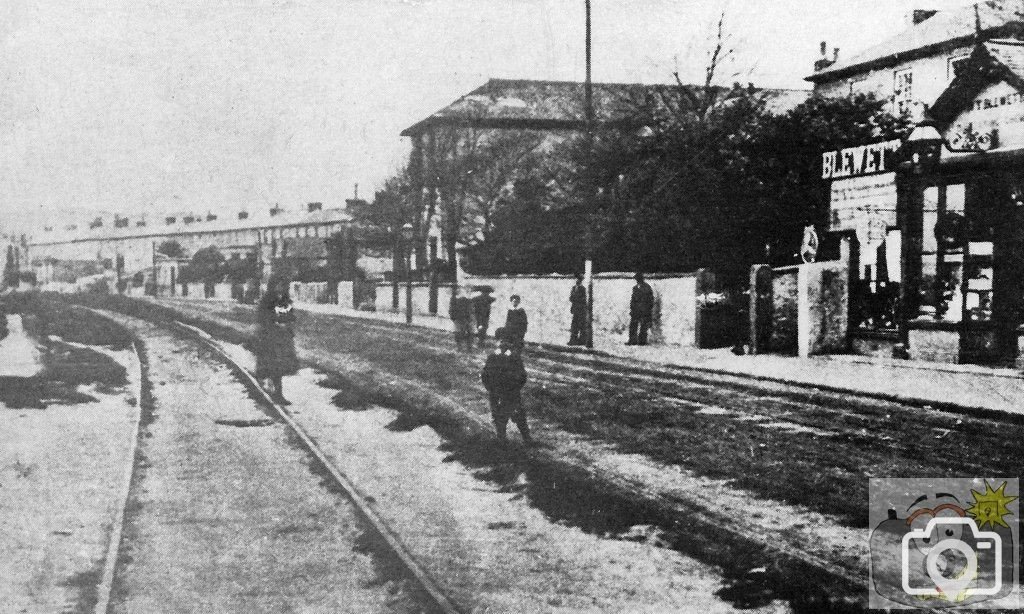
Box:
[3,1,1024,611]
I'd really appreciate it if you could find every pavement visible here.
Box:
[294,302,1024,417]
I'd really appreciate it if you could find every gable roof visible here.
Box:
[930,39,1024,122]
[807,1,1024,83]
[401,78,809,136]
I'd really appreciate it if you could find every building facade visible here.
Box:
[27,203,357,294]
[810,4,1024,366]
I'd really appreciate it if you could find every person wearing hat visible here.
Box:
[503,294,528,351]
[255,275,299,404]
[449,285,475,351]
[568,273,587,345]
[472,286,496,344]
[627,272,654,346]
[481,327,531,444]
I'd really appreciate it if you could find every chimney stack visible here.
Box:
[814,40,836,72]
[307,202,323,213]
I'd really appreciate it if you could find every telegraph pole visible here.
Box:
[584,0,595,348]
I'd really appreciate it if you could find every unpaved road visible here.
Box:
[102,313,428,613]
[0,318,138,614]
[110,295,1024,610]
[102,310,762,613]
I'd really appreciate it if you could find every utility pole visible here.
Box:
[584,0,596,349]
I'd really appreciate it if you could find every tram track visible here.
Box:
[170,320,463,614]
[80,307,462,614]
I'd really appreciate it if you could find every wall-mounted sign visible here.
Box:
[829,172,897,249]
[944,80,1024,151]
[821,140,901,180]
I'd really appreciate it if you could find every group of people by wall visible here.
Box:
[249,270,657,445]
[448,287,527,350]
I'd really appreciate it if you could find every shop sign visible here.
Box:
[945,80,1024,151]
[821,140,901,180]
[829,172,897,248]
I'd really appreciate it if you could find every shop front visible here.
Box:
[832,40,1024,367]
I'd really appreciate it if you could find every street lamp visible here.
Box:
[402,223,414,324]
[901,121,944,174]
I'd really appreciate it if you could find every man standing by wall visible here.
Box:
[627,272,654,346]
[449,286,475,351]
[472,286,496,344]
[568,273,587,345]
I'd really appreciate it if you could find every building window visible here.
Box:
[848,77,867,97]
[948,55,970,81]
[894,69,914,116]
[920,184,966,321]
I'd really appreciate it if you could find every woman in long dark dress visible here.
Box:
[255,278,299,404]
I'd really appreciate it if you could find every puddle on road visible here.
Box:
[214,418,277,428]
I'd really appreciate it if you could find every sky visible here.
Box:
[0,0,978,232]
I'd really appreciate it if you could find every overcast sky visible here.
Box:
[0,0,975,232]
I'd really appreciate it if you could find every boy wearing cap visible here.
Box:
[481,328,531,444]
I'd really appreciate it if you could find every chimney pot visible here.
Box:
[820,41,827,56]
[833,47,840,62]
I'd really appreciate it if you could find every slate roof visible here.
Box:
[401,79,809,136]
[807,1,1024,82]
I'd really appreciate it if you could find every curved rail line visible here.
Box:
[169,321,463,614]
[80,305,462,614]
[94,339,145,614]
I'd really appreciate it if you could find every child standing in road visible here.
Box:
[481,328,531,444]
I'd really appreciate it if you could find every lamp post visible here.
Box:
[402,223,414,324]
[895,120,944,356]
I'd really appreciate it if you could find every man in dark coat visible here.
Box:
[481,328,531,443]
[627,272,654,345]
[449,286,475,350]
[472,287,496,343]
[503,294,527,351]
[568,273,587,345]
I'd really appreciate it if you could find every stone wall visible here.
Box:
[770,267,799,354]
[800,260,849,357]
[765,260,849,358]
[456,272,698,347]
[290,281,330,304]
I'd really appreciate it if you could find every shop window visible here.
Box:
[894,69,914,116]
[919,184,968,321]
